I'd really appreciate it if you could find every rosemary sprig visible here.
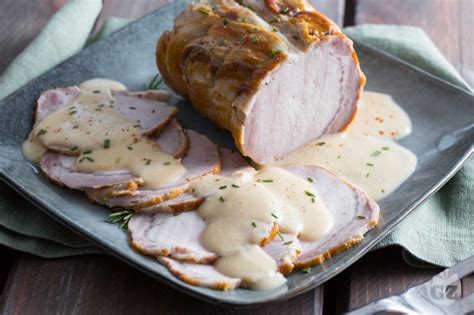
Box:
[144,74,164,90]
[107,210,133,229]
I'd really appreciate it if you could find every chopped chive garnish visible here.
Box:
[192,188,196,193]
[382,147,390,151]
[305,190,315,197]
[366,173,370,178]
[241,17,248,23]
[262,179,273,183]
[219,185,227,190]
[318,141,326,146]
[37,129,47,136]
[311,197,315,203]
[284,241,293,245]
[280,6,289,13]
[173,212,182,216]
[223,17,230,25]
[220,196,225,202]
[357,214,367,219]
[83,150,92,155]
[271,213,278,219]
[231,184,240,188]
[371,150,381,157]
[251,35,258,43]
[92,90,100,93]
[381,189,385,193]
[129,106,136,110]
[272,27,278,32]
[97,104,105,108]
[199,8,211,15]
[302,267,311,274]
[69,110,77,115]
[133,124,141,128]
[103,139,111,149]
[270,49,282,58]
[79,157,85,162]
[163,161,171,166]
[277,232,284,241]
[145,159,152,165]
[256,179,262,182]
[73,124,79,129]
[251,222,257,228]
[217,38,225,46]
[366,163,374,167]
[70,146,78,151]
[127,146,133,150]
[267,18,279,24]
[94,108,102,111]
[86,157,94,162]
[307,177,313,182]
[337,155,341,159]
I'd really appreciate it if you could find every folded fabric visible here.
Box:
[0,1,472,266]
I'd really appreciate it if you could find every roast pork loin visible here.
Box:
[156,0,365,164]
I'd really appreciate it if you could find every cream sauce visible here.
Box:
[275,92,417,200]
[191,167,333,289]
[22,81,185,189]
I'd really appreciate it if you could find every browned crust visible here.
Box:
[152,197,204,213]
[158,258,241,291]
[294,209,379,269]
[156,0,366,162]
[171,121,190,159]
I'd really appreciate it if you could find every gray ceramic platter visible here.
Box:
[0,0,473,307]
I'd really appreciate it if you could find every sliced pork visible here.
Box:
[129,211,218,263]
[88,130,221,210]
[34,87,177,156]
[283,165,379,268]
[158,257,241,290]
[156,0,365,164]
[263,234,301,275]
[39,152,142,190]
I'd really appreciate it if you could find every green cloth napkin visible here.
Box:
[0,1,472,266]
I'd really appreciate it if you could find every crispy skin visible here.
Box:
[157,0,365,162]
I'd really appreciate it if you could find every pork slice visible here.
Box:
[218,147,251,175]
[139,193,204,214]
[39,152,141,190]
[158,257,241,291]
[128,211,217,263]
[35,87,81,124]
[263,234,301,275]
[89,130,220,210]
[283,165,379,269]
[35,87,177,155]
[156,119,189,159]
[156,0,365,164]
[111,90,176,136]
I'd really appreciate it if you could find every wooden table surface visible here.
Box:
[0,0,472,314]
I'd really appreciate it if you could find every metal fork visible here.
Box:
[345,255,474,315]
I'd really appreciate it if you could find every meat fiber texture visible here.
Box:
[156,0,366,164]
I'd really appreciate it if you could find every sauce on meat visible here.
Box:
[275,92,417,200]
[22,81,185,189]
[191,167,333,289]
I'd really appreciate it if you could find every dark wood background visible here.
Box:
[0,0,472,314]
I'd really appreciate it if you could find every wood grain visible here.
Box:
[0,254,322,315]
[355,0,474,87]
